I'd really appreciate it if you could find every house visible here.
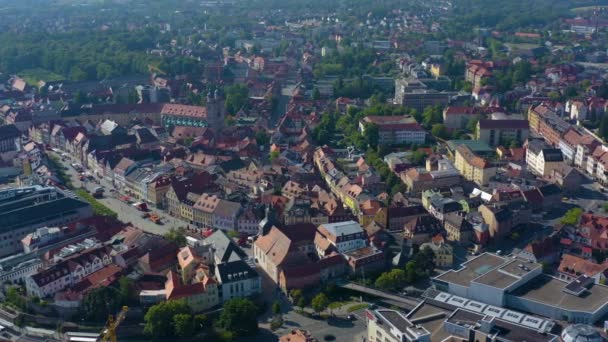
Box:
[253,224,318,289]
[26,246,112,298]
[359,116,426,145]
[443,211,474,244]
[454,144,496,186]
[557,254,608,284]
[358,200,388,228]
[420,235,453,268]
[401,158,461,193]
[478,204,513,239]
[526,140,564,177]
[215,259,261,302]
[0,124,21,153]
[314,221,368,257]
[165,270,220,313]
[403,215,442,245]
[517,236,560,265]
[476,119,529,146]
[550,166,584,193]
[193,193,241,231]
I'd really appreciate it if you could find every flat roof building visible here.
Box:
[432,252,608,324]
[0,186,92,258]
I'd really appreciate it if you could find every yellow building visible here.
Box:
[454,145,497,186]
[430,63,444,77]
[358,200,388,228]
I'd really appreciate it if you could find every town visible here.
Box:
[1,0,608,341]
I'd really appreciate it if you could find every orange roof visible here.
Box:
[559,254,608,278]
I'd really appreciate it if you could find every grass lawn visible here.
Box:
[328,301,352,310]
[18,68,64,86]
[346,303,369,313]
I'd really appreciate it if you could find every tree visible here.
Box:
[560,207,583,226]
[311,293,329,313]
[312,87,321,100]
[144,300,192,338]
[82,286,122,322]
[431,124,450,139]
[297,297,307,310]
[289,289,303,304]
[466,117,479,134]
[173,314,195,338]
[164,227,187,247]
[272,301,281,315]
[255,130,269,147]
[119,277,137,305]
[375,269,407,290]
[363,123,379,148]
[6,286,26,310]
[422,105,443,127]
[218,298,259,337]
[224,84,249,115]
[269,150,280,161]
[600,116,608,141]
[411,150,428,166]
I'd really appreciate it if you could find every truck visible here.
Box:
[149,213,161,224]
[132,202,148,212]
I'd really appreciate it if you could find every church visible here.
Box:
[160,90,226,129]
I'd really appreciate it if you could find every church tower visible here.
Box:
[206,89,226,129]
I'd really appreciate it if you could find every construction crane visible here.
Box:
[100,306,129,342]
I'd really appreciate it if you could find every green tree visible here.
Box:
[363,123,379,148]
[312,87,321,100]
[173,314,195,338]
[272,301,281,315]
[81,286,122,322]
[375,269,407,290]
[466,117,479,134]
[297,297,307,310]
[119,276,137,305]
[218,298,259,337]
[225,84,249,115]
[422,105,443,127]
[289,289,303,304]
[269,150,280,161]
[431,124,450,139]
[560,207,583,226]
[411,150,428,166]
[6,286,26,310]
[164,227,187,247]
[311,293,329,313]
[144,300,192,338]
[600,116,608,141]
[255,130,270,147]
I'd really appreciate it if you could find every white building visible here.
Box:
[526,141,564,177]
[215,259,261,302]
[366,309,431,342]
[315,221,367,256]
[26,246,112,298]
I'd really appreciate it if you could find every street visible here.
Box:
[49,151,191,236]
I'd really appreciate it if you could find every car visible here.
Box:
[347,314,356,321]
[323,334,335,341]
[141,212,150,219]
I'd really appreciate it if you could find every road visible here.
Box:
[338,282,420,310]
[49,151,191,236]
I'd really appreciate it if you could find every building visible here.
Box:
[442,106,497,131]
[433,252,608,324]
[557,254,608,284]
[526,140,564,177]
[454,145,497,186]
[476,119,529,146]
[215,259,261,302]
[314,221,367,256]
[443,211,474,244]
[0,186,92,258]
[420,236,453,268]
[359,116,426,145]
[26,246,112,298]
[393,82,456,113]
[478,204,513,239]
[0,124,20,153]
[165,270,219,313]
[366,309,431,342]
[161,91,225,129]
[401,158,461,193]
[193,193,242,231]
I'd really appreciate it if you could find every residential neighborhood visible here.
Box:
[2,0,608,341]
